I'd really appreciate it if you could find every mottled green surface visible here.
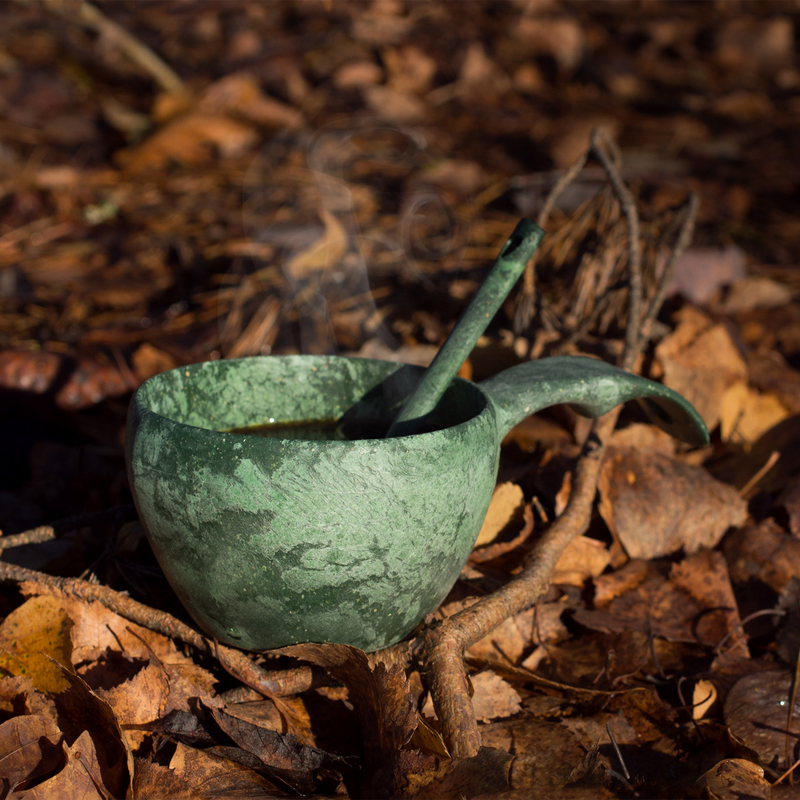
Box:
[126,355,708,652]
[388,219,544,437]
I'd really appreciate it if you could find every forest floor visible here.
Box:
[2,2,800,798]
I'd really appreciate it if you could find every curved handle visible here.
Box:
[480,356,709,446]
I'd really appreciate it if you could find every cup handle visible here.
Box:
[479,356,709,446]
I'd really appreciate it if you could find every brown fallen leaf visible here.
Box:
[724,519,800,593]
[474,482,524,547]
[693,678,718,720]
[724,669,799,769]
[666,247,747,306]
[469,670,522,723]
[363,85,427,123]
[284,208,348,282]
[21,729,107,800]
[576,551,744,651]
[118,114,258,172]
[403,746,514,799]
[610,423,676,456]
[481,718,583,788]
[133,742,280,799]
[730,413,800,494]
[44,593,193,668]
[592,559,651,606]
[652,305,748,430]
[651,557,742,649]
[598,445,747,560]
[513,16,585,73]
[198,72,304,129]
[777,474,800,537]
[719,380,789,443]
[0,676,58,724]
[97,662,170,751]
[719,276,793,314]
[438,598,568,666]
[200,700,350,794]
[552,536,610,587]
[50,663,134,799]
[745,351,800,415]
[0,715,63,795]
[0,351,137,409]
[696,758,771,800]
[0,595,73,692]
[131,342,179,381]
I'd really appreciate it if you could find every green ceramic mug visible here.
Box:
[125,354,707,652]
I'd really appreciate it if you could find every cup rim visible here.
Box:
[130,354,495,447]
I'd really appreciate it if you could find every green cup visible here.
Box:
[126,354,707,652]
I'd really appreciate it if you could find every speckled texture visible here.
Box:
[126,355,708,652]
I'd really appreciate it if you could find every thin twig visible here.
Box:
[640,192,700,340]
[739,450,781,499]
[0,505,137,550]
[0,560,328,697]
[606,722,631,780]
[515,151,590,334]
[590,128,642,371]
[41,0,184,94]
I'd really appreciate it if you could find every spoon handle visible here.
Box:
[386,218,544,438]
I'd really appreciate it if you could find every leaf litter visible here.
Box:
[1,1,800,797]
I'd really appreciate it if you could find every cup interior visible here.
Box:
[135,355,488,439]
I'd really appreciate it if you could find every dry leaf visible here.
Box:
[48,594,193,667]
[653,306,748,430]
[410,712,449,758]
[592,559,651,606]
[552,536,610,587]
[696,759,770,800]
[131,343,178,381]
[777,475,800,537]
[651,552,745,649]
[384,45,437,95]
[0,676,57,724]
[693,679,718,720]
[610,423,676,456]
[666,247,747,305]
[482,719,583,788]
[719,380,789,442]
[0,595,72,692]
[97,663,170,751]
[22,730,107,800]
[133,742,279,798]
[119,114,258,172]
[475,482,524,547]
[0,351,136,409]
[731,413,800,493]
[51,666,134,799]
[469,670,521,722]
[284,208,348,281]
[363,84,427,123]
[720,276,793,313]
[724,519,800,593]
[198,72,303,129]
[513,16,584,72]
[333,60,384,89]
[724,670,799,768]
[598,446,747,559]
[0,715,63,795]
[576,552,744,649]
